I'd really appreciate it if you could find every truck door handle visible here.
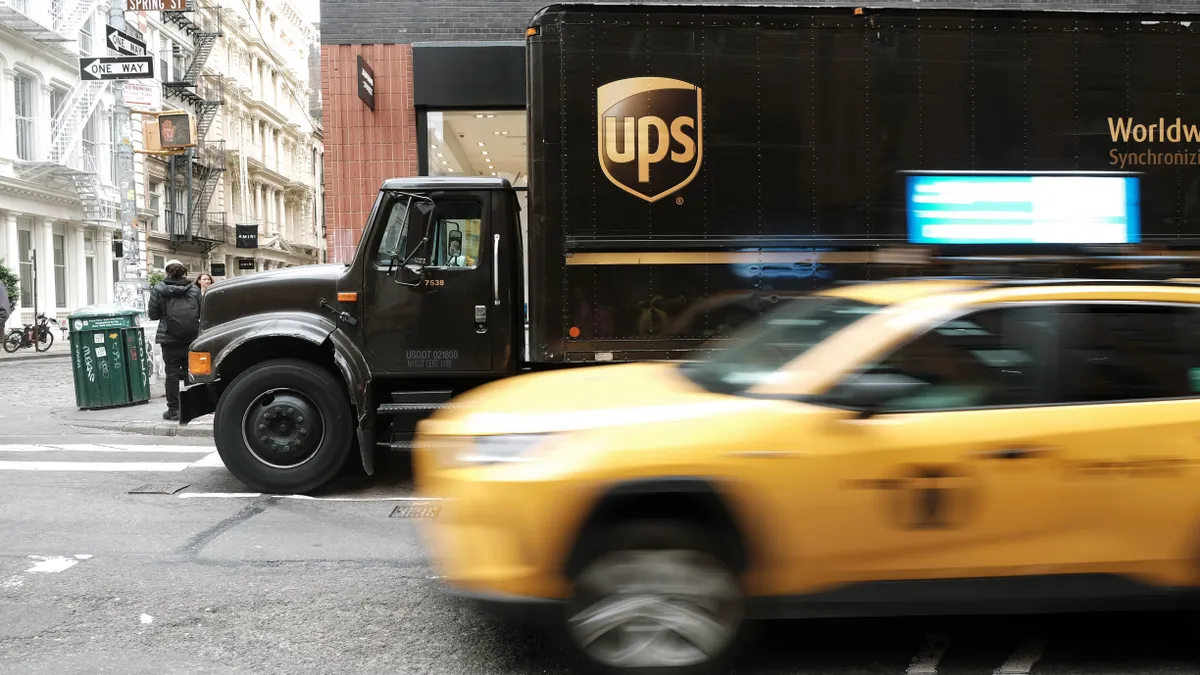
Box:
[493,233,500,306]
[972,446,1051,460]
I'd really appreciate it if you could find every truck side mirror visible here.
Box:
[394,260,424,287]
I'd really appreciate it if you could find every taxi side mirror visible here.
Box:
[835,372,928,418]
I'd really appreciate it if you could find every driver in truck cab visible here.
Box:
[446,240,470,267]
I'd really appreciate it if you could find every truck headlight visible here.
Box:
[455,434,555,465]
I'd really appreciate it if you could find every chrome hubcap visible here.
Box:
[568,549,742,669]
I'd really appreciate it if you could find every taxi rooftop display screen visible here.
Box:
[905,172,1141,246]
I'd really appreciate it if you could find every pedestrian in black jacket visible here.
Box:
[0,280,9,340]
[147,260,201,421]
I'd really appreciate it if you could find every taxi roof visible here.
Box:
[816,279,989,305]
[816,277,1200,306]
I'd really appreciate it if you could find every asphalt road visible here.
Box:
[2,359,1200,673]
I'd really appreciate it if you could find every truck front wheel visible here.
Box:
[214,358,355,494]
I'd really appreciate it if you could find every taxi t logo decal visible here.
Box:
[849,463,980,531]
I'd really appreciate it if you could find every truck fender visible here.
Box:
[326,328,377,475]
[200,312,376,474]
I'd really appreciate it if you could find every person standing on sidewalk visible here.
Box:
[0,279,9,339]
[147,260,201,421]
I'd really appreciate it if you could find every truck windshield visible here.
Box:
[679,296,883,395]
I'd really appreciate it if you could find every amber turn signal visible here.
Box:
[188,351,212,376]
[337,292,358,302]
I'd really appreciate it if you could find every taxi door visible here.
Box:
[783,304,1088,585]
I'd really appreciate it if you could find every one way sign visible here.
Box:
[106,25,147,57]
[79,56,154,81]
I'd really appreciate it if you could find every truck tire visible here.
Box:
[562,520,749,675]
[213,358,354,494]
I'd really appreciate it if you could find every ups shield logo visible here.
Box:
[597,77,703,203]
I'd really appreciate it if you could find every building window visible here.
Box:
[83,230,96,306]
[51,87,68,129]
[172,41,188,83]
[424,110,528,181]
[149,185,164,233]
[86,257,96,305]
[79,15,93,56]
[14,72,36,161]
[81,110,98,170]
[153,254,165,271]
[109,112,119,181]
[172,188,186,234]
[112,258,120,284]
[53,234,66,308]
[17,227,32,307]
[159,35,170,82]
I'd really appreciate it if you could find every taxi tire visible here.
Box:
[561,520,751,675]
[214,358,354,494]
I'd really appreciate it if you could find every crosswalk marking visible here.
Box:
[907,633,951,675]
[0,461,196,472]
[0,444,214,454]
[0,444,221,473]
[995,638,1049,674]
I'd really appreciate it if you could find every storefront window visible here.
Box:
[425,110,527,185]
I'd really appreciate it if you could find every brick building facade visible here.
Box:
[317,0,1200,261]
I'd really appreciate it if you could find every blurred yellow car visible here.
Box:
[414,277,1200,675]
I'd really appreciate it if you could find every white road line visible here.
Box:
[907,633,951,675]
[26,556,82,573]
[177,493,443,502]
[0,444,213,454]
[0,461,193,472]
[994,638,1049,675]
[187,452,225,468]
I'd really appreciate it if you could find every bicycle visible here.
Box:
[3,313,59,354]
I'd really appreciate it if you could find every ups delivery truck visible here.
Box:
[180,3,1200,493]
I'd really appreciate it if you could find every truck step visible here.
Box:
[390,390,454,404]
[376,402,464,414]
[376,440,457,450]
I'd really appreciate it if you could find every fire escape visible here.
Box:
[3,0,119,225]
[161,3,226,254]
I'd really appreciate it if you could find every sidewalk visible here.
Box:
[0,336,71,360]
[51,395,215,438]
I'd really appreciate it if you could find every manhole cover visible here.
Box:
[128,483,190,495]
[390,503,441,518]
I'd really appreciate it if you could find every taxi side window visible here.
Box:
[851,305,1056,412]
[1054,303,1200,403]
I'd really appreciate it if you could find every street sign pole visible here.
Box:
[109,0,142,287]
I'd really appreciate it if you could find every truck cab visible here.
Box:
[180,177,524,493]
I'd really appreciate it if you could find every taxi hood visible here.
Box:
[423,362,776,436]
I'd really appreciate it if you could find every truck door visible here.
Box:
[360,190,497,374]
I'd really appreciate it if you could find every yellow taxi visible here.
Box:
[414,277,1200,675]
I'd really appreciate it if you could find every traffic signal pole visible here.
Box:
[109,0,144,283]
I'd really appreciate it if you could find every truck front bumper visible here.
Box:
[179,380,218,425]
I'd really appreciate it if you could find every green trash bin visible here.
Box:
[67,306,153,410]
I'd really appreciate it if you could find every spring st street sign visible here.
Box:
[125,0,188,10]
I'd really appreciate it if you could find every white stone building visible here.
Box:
[143,0,324,278]
[0,0,323,326]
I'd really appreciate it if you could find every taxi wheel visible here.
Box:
[563,520,748,675]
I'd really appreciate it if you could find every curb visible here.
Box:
[66,419,214,438]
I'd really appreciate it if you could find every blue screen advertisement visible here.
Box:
[906,174,1141,245]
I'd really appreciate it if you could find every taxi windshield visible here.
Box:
[680,296,883,395]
